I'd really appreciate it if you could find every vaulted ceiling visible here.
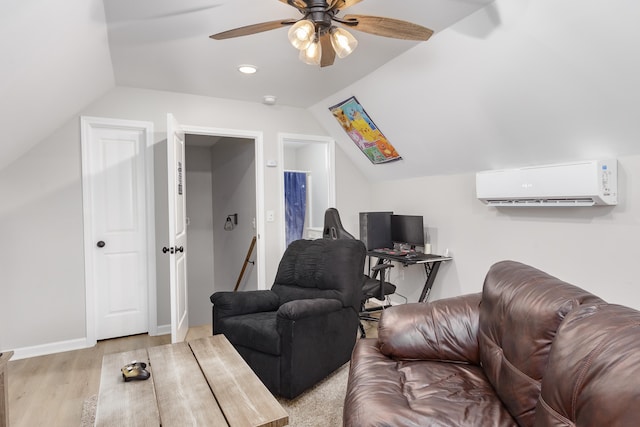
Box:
[0,0,492,170]
[2,0,640,179]
[103,0,492,107]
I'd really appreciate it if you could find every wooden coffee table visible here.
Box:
[95,335,288,427]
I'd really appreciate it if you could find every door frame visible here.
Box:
[277,133,335,255]
[80,116,157,347]
[181,124,266,290]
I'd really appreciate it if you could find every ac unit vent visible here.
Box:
[476,160,617,207]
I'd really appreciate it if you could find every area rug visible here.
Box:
[80,363,349,427]
[80,394,97,427]
[276,362,349,427]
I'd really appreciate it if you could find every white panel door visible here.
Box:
[167,114,189,343]
[87,125,149,340]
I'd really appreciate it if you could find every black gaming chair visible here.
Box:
[323,208,397,337]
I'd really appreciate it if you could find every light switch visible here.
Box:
[266,210,275,222]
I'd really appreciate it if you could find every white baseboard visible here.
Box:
[7,326,173,360]
[9,337,91,361]
[154,324,171,336]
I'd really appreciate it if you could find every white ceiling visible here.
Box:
[0,0,491,171]
[4,0,638,179]
[103,0,493,108]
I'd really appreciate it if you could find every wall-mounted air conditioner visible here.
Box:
[476,159,617,207]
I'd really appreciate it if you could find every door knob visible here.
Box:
[97,241,106,248]
[162,246,183,254]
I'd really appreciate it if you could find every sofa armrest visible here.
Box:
[210,290,280,318]
[378,293,482,364]
[277,298,342,321]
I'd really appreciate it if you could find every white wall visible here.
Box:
[333,143,372,233]
[0,122,86,351]
[0,0,115,170]
[185,144,215,327]
[360,155,640,309]
[211,138,258,293]
[305,0,640,308]
[0,86,338,355]
[310,0,640,183]
[296,144,329,229]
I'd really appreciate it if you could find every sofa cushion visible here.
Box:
[217,311,280,355]
[377,293,482,364]
[479,261,604,427]
[344,338,518,427]
[534,303,640,427]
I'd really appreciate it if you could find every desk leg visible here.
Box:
[418,261,442,303]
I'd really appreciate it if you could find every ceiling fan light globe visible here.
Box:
[330,27,358,58]
[288,20,315,50]
[299,38,322,65]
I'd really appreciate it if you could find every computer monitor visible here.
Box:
[390,215,424,250]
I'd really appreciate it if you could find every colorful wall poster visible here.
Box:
[329,96,401,164]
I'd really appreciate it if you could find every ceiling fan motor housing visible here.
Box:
[306,0,335,30]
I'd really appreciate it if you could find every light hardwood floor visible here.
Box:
[7,325,212,427]
[7,321,380,427]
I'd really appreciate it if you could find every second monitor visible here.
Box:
[390,214,424,250]
[359,212,425,251]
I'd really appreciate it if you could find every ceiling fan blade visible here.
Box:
[330,0,364,11]
[320,32,336,67]
[342,14,434,41]
[210,19,296,40]
[279,0,307,10]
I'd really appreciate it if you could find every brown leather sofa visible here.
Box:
[344,260,640,426]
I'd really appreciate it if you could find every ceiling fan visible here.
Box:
[210,0,434,67]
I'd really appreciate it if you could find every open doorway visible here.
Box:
[184,134,259,327]
[278,133,335,253]
[159,117,265,342]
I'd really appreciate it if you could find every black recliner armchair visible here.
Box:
[210,238,366,399]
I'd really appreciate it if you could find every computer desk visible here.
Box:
[367,251,453,303]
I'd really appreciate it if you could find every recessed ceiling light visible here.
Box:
[238,64,258,74]
[263,95,277,105]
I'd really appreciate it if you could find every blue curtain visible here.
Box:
[285,171,307,247]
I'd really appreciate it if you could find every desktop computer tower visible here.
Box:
[359,211,393,250]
